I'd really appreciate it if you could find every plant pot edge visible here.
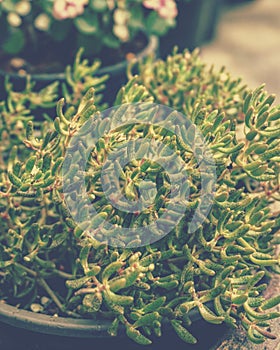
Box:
[0,35,159,83]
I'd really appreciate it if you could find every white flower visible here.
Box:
[106,0,115,10]
[113,24,129,42]
[53,0,89,20]
[7,12,22,27]
[15,1,31,16]
[113,8,129,25]
[34,14,51,31]
[143,0,178,20]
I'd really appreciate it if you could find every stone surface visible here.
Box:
[201,0,280,102]
[211,274,280,350]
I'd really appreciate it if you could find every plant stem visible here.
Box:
[14,262,37,277]
[38,278,81,318]
[53,269,75,279]
[38,278,64,311]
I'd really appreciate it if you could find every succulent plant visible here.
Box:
[0,49,279,346]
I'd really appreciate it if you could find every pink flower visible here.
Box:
[143,0,178,20]
[53,0,88,20]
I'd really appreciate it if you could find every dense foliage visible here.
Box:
[0,49,279,346]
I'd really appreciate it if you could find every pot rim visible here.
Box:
[0,35,158,82]
[0,301,203,338]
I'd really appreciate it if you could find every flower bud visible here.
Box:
[34,14,51,31]
[15,1,31,16]
[7,12,22,27]
[113,24,129,42]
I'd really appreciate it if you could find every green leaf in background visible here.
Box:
[90,0,108,12]
[146,12,174,36]
[74,13,98,35]
[128,7,144,30]
[3,28,25,54]
[102,34,121,49]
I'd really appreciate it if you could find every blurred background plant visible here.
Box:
[0,0,179,72]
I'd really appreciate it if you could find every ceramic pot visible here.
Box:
[0,301,205,338]
[0,35,158,106]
